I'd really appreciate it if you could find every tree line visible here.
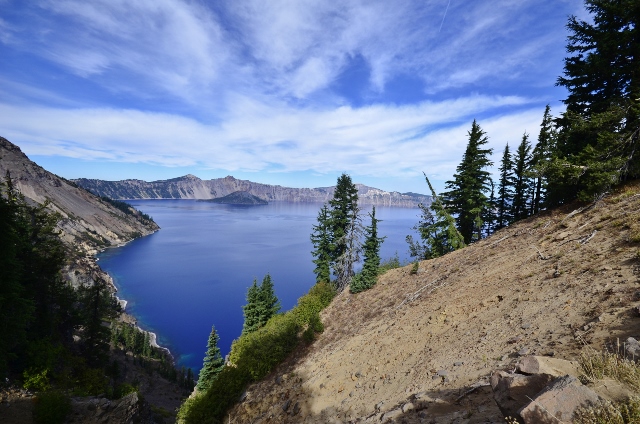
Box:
[409,0,639,259]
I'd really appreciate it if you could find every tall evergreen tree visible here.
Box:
[241,280,260,335]
[310,204,331,284]
[550,1,640,202]
[495,144,514,230]
[530,105,556,213]
[512,133,533,221]
[241,274,280,335]
[350,207,385,294]
[333,203,363,292]
[442,120,494,243]
[329,174,359,266]
[196,325,224,392]
[256,274,280,326]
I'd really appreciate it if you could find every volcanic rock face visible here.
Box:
[0,137,158,256]
[74,175,431,208]
[208,190,269,205]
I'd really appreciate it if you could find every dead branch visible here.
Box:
[395,277,445,309]
[489,235,510,247]
[561,206,585,223]
[579,230,597,244]
[533,246,551,260]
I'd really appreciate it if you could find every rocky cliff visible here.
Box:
[0,137,159,258]
[74,175,431,208]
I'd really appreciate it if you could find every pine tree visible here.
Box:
[495,144,514,230]
[550,1,640,202]
[350,207,385,293]
[333,203,363,292]
[256,274,280,327]
[196,325,224,391]
[442,120,494,243]
[530,105,556,213]
[241,280,261,335]
[241,274,281,335]
[310,204,332,284]
[407,174,465,259]
[512,133,533,222]
[329,173,359,267]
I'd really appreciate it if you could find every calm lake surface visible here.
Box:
[97,200,421,373]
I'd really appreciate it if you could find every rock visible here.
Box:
[436,369,448,376]
[491,371,554,418]
[517,348,530,356]
[292,402,300,415]
[508,335,523,344]
[517,356,579,378]
[454,361,464,366]
[625,337,640,359]
[555,231,571,241]
[375,401,385,411]
[519,375,600,423]
[521,323,531,330]
[402,402,415,413]
[381,408,403,422]
[282,399,291,411]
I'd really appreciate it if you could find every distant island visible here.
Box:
[205,191,268,205]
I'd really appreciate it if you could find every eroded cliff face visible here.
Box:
[0,137,158,257]
[74,175,431,208]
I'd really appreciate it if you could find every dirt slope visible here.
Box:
[229,182,640,423]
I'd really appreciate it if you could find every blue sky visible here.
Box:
[0,0,586,194]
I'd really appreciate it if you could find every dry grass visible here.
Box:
[575,397,640,424]
[580,349,640,392]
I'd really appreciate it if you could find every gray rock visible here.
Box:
[282,399,291,411]
[519,375,600,423]
[437,369,448,376]
[490,371,554,418]
[454,361,464,366]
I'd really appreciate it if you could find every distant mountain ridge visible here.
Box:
[74,174,431,208]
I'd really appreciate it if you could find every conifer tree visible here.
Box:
[310,204,331,284]
[329,174,359,266]
[530,105,555,213]
[350,207,385,293]
[241,280,260,335]
[256,274,280,326]
[442,120,493,243]
[333,204,363,292]
[495,144,514,230]
[196,325,224,391]
[549,1,640,202]
[241,274,280,335]
[407,174,465,259]
[512,133,533,221]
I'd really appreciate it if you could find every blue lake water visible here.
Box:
[97,200,421,373]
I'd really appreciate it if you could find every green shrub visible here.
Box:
[34,391,71,424]
[178,281,336,424]
[378,253,402,273]
[23,368,51,392]
[410,261,419,275]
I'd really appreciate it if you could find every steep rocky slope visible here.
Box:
[74,175,431,208]
[0,137,158,257]
[227,182,640,423]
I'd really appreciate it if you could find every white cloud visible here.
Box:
[0,93,544,182]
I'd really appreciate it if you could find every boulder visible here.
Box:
[517,356,579,378]
[519,375,599,423]
[490,371,554,418]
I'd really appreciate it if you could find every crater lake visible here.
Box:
[97,200,421,373]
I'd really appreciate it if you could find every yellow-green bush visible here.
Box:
[177,282,336,424]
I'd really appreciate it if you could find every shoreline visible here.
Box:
[94,230,175,362]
